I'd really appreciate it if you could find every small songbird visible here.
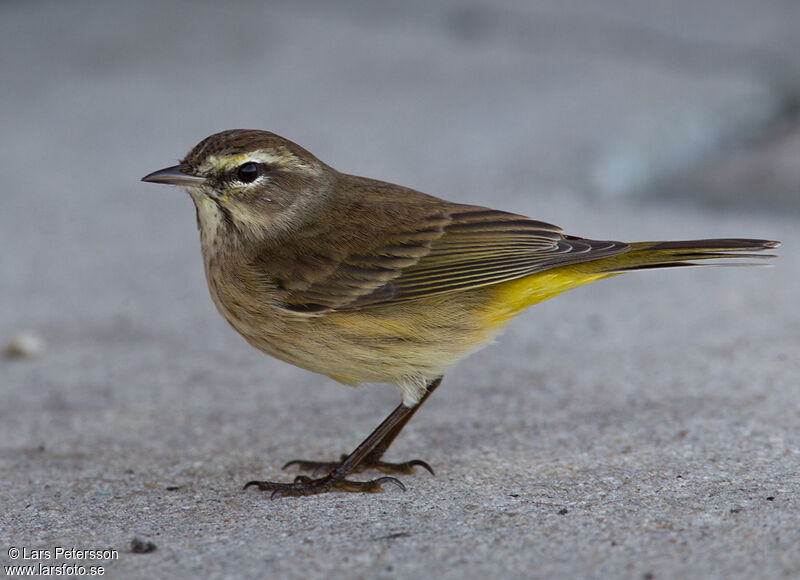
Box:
[142,129,779,498]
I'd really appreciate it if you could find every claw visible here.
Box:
[283,456,435,476]
[370,459,435,476]
[243,474,405,498]
[374,476,406,491]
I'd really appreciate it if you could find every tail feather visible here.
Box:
[594,239,780,274]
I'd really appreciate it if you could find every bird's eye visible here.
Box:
[236,162,260,183]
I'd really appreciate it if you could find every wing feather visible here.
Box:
[273,203,629,312]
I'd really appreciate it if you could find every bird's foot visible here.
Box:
[283,455,434,476]
[243,474,404,498]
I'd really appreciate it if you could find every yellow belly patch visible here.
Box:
[479,266,615,327]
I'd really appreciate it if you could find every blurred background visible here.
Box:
[1,1,798,577]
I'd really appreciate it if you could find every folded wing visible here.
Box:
[277,204,630,312]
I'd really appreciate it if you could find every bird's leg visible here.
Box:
[352,376,442,474]
[245,377,442,497]
[283,377,442,476]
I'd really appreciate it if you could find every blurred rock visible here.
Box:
[4,331,45,360]
[657,118,800,211]
[587,79,798,208]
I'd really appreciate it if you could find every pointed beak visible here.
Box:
[141,164,206,186]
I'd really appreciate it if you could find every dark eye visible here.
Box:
[236,162,259,183]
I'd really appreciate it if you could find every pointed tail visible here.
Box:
[593,239,780,273]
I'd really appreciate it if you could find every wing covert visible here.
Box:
[273,203,629,312]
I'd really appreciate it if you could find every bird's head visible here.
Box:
[142,129,335,243]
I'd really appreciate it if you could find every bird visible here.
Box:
[142,129,779,498]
